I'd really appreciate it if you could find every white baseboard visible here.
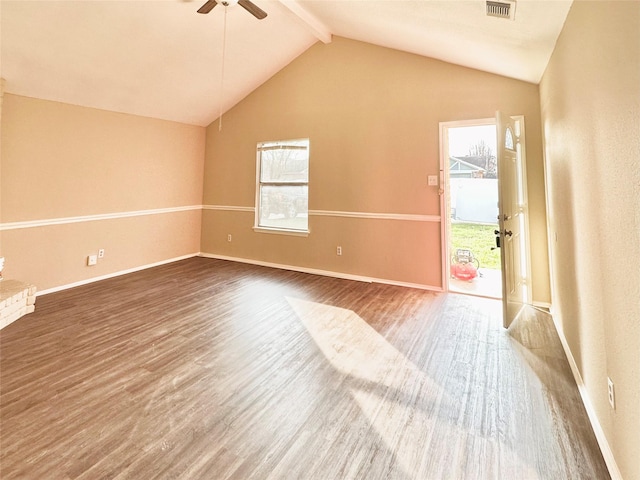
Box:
[532,300,551,310]
[38,251,443,297]
[551,314,623,480]
[198,253,444,293]
[37,253,200,296]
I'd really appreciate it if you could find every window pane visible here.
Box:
[505,127,515,150]
[259,185,308,231]
[259,140,309,183]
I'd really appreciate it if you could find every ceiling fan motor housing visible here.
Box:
[198,0,267,19]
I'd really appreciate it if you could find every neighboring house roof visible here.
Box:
[450,157,487,173]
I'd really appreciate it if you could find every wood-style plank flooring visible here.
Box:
[0,257,609,479]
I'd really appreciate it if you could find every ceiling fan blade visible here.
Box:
[197,0,218,14]
[238,0,267,19]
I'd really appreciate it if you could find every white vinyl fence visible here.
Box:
[450,178,499,224]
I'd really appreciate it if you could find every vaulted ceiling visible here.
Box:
[1,0,572,127]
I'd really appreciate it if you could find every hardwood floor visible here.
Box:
[0,257,609,479]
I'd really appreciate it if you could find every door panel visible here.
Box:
[496,112,525,328]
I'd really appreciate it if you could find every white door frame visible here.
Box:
[439,118,496,293]
[438,117,533,304]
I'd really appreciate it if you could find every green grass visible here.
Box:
[451,222,501,270]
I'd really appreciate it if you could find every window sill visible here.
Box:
[253,226,309,237]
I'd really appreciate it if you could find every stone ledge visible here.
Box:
[0,279,37,330]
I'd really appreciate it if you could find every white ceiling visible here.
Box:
[0,0,572,127]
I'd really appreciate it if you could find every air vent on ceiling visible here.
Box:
[486,0,516,20]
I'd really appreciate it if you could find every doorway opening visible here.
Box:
[441,120,502,299]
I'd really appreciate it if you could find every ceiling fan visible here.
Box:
[198,0,266,131]
[197,0,267,20]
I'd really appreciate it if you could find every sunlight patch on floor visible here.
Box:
[286,297,428,386]
[286,296,445,475]
[287,296,545,478]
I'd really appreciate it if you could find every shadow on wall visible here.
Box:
[549,160,583,370]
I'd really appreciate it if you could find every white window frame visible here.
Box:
[253,139,310,236]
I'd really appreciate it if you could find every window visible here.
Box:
[255,139,309,234]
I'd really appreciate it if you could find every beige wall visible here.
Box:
[1,80,5,254]
[202,37,551,300]
[1,94,205,291]
[539,2,640,479]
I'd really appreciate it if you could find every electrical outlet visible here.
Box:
[337,246,342,256]
[98,248,105,258]
[87,255,98,266]
[227,234,232,242]
[607,377,615,409]
[428,175,438,186]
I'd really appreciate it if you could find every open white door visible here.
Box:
[496,112,526,328]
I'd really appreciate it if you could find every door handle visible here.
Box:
[494,229,513,237]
